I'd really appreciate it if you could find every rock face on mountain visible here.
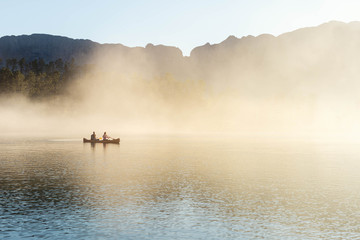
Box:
[2,21,360,133]
[1,20,360,85]
[187,21,360,95]
[0,34,99,63]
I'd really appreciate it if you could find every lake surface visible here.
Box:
[1,135,360,239]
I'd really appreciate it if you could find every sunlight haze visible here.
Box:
[2,1,360,239]
[1,0,360,55]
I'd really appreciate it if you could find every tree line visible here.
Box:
[0,57,82,98]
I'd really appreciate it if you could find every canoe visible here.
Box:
[83,138,120,143]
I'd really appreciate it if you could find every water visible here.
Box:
[1,135,360,239]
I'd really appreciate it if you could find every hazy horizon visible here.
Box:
[0,20,356,57]
[2,2,360,239]
[2,0,360,56]
[2,21,360,139]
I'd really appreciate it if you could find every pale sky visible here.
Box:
[1,0,360,55]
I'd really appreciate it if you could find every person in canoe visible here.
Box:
[83,132,119,143]
[103,131,111,140]
[91,131,98,141]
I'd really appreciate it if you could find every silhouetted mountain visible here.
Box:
[1,20,360,87]
[188,21,360,94]
[2,21,360,133]
[0,34,99,63]
[0,33,189,77]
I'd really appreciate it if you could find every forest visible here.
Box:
[0,57,82,98]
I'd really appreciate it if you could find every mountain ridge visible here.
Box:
[2,21,360,132]
[2,20,360,86]
[1,20,358,64]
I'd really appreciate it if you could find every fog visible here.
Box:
[2,21,360,139]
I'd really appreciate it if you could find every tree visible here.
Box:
[0,67,14,92]
[55,58,64,72]
[13,71,25,93]
[18,58,26,73]
[46,61,55,74]
[26,71,40,97]
[0,57,81,97]
[30,59,39,74]
[38,58,45,73]
[6,58,17,72]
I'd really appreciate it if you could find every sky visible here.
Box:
[1,0,360,55]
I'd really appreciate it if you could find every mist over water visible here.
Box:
[2,21,360,139]
[2,21,360,239]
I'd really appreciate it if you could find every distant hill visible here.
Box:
[188,21,360,94]
[2,21,360,133]
[0,34,99,63]
[1,21,360,87]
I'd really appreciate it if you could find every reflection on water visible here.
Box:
[89,142,119,150]
[1,136,360,239]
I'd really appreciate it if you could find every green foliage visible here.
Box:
[0,57,81,98]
